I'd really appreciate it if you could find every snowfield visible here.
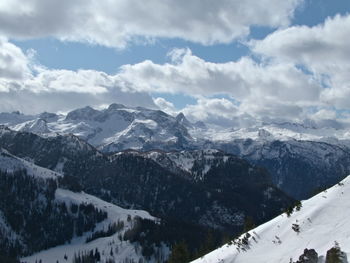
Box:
[192,176,350,263]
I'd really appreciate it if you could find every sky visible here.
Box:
[0,0,350,127]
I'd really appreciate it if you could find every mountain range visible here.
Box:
[0,103,349,262]
[2,104,350,199]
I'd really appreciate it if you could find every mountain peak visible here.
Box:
[21,118,50,134]
[39,112,59,122]
[176,112,192,127]
[65,106,101,121]
[176,112,185,120]
[107,103,127,111]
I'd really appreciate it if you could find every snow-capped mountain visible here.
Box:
[215,138,350,199]
[3,104,350,153]
[3,104,193,152]
[195,121,350,145]
[0,149,162,263]
[192,175,350,263]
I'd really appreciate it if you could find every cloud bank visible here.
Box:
[0,38,156,113]
[0,0,301,48]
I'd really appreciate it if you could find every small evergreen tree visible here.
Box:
[292,223,300,233]
[295,201,302,211]
[168,241,190,263]
[325,242,347,263]
[243,216,255,232]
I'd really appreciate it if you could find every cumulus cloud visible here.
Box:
[0,87,156,114]
[153,97,177,115]
[181,97,242,126]
[0,0,302,47]
[0,38,156,113]
[0,37,334,125]
[1,37,320,123]
[0,37,31,81]
[117,48,322,121]
[252,14,350,110]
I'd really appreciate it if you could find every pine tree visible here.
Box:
[95,248,101,261]
[243,216,255,232]
[168,241,190,263]
[325,242,346,263]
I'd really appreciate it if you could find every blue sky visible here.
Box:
[1,0,350,126]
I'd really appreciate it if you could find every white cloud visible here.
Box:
[0,37,31,80]
[311,109,337,121]
[2,36,318,123]
[0,87,156,114]
[0,0,302,48]
[0,39,155,113]
[117,48,322,121]
[252,14,350,67]
[252,14,350,110]
[182,97,238,125]
[153,97,177,115]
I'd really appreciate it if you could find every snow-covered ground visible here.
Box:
[143,149,230,180]
[22,189,158,263]
[0,149,163,263]
[0,148,61,179]
[192,175,350,263]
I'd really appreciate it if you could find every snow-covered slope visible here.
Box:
[0,149,161,263]
[129,149,231,180]
[22,189,158,263]
[0,148,61,179]
[192,176,350,263]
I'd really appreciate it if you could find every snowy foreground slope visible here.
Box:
[192,176,350,263]
[21,190,157,263]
